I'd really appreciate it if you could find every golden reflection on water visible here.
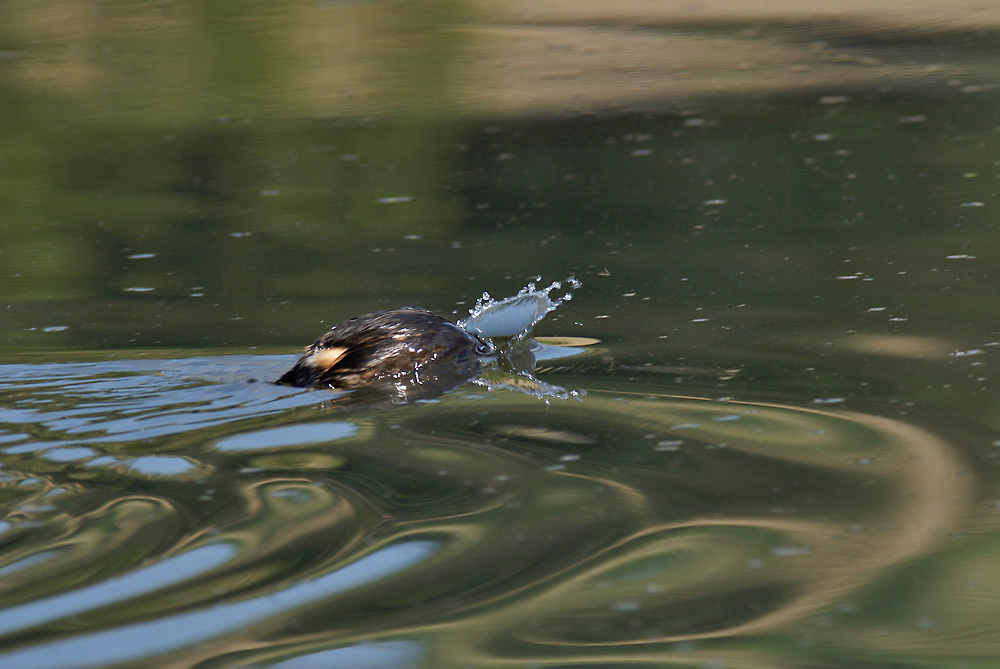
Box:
[843,334,956,358]
[6,0,1000,119]
[337,391,971,667]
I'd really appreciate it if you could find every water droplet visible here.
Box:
[610,599,642,612]
[772,545,812,557]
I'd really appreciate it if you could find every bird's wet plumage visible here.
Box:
[276,307,491,389]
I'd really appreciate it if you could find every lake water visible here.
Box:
[3,2,1000,667]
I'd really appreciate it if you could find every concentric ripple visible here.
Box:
[0,358,971,667]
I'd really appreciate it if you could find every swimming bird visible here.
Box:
[276,307,492,389]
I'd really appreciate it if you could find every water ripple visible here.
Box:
[0,358,973,667]
[0,540,439,669]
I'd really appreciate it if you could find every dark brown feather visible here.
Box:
[276,307,490,389]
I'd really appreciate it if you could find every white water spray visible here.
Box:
[458,276,580,339]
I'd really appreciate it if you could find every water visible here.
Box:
[0,353,976,667]
[0,354,963,667]
[4,1,1000,667]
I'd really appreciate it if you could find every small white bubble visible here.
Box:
[656,440,682,451]
[772,545,812,557]
[610,599,642,612]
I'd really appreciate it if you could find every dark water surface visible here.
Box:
[3,2,1000,667]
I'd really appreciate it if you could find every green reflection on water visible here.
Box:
[6,93,1000,414]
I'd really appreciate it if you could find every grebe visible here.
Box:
[276,307,492,389]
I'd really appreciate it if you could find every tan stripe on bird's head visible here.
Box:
[304,346,348,371]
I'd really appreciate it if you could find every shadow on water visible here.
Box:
[0,352,971,667]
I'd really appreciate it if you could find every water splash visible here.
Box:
[456,277,584,403]
[473,372,586,403]
[458,276,580,339]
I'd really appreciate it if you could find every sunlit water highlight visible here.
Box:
[0,540,439,669]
